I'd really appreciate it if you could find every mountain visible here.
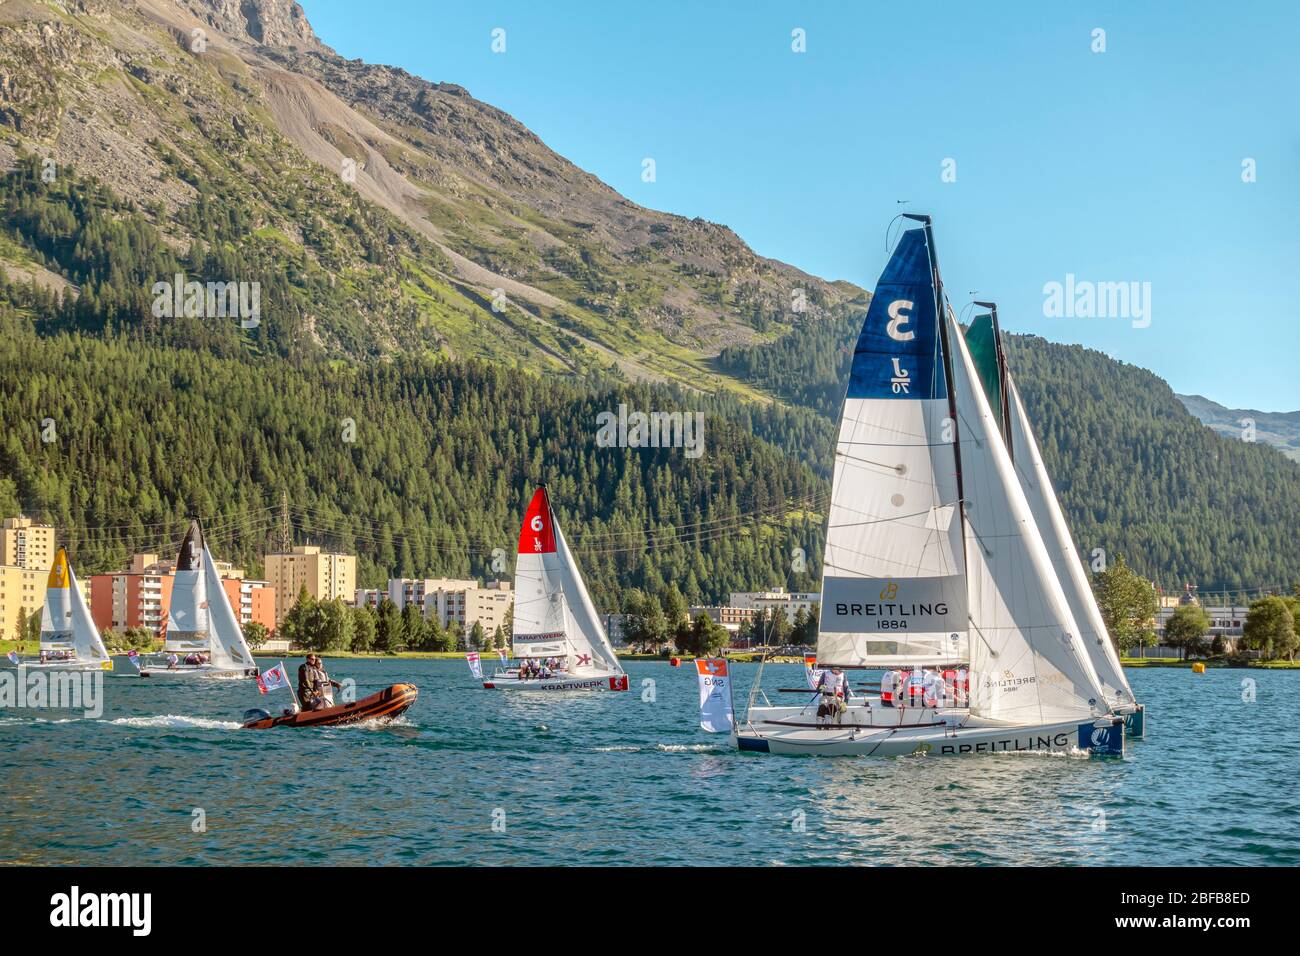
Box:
[0,0,1296,600]
[1177,394,1300,463]
[0,0,861,388]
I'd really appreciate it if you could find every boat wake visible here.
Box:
[107,714,243,730]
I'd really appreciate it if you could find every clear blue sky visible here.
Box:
[301,0,1298,411]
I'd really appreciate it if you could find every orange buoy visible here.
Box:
[1192,662,1206,674]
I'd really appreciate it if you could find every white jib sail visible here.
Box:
[41,551,111,663]
[1005,376,1137,710]
[947,311,1111,723]
[201,544,254,670]
[554,519,622,676]
[816,227,968,668]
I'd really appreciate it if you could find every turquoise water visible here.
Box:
[1,660,1296,866]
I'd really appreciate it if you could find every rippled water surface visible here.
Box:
[1,660,1296,865]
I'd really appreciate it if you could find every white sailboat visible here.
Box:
[965,304,1144,736]
[138,519,259,679]
[732,216,1124,757]
[11,549,114,672]
[483,486,629,691]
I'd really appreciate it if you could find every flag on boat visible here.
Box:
[6,650,18,666]
[695,658,734,733]
[256,662,290,694]
[126,649,141,670]
[803,655,821,689]
[497,649,508,666]
[466,652,483,680]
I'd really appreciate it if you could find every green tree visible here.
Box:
[470,620,487,651]
[1093,554,1158,654]
[400,604,427,652]
[24,606,42,645]
[14,606,27,644]
[350,605,376,653]
[1243,596,1297,660]
[242,620,269,650]
[316,599,354,652]
[374,597,401,654]
[279,586,317,650]
[677,613,729,657]
[1163,604,1210,659]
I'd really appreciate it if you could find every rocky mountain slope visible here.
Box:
[1177,393,1300,462]
[0,0,860,388]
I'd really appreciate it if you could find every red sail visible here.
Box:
[517,487,557,555]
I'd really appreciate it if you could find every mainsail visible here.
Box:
[946,309,1111,723]
[816,227,968,667]
[41,549,111,664]
[163,520,210,653]
[511,487,622,675]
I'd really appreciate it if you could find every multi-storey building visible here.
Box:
[728,588,820,624]
[1,516,56,571]
[384,577,513,636]
[265,546,355,624]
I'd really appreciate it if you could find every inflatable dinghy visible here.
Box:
[242,683,418,729]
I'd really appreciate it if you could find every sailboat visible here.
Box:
[138,519,259,679]
[965,304,1144,736]
[732,216,1124,756]
[12,549,114,672]
[483,486,629,691]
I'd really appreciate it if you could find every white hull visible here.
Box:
[484,670,628,692]
[735,715,1125,757]
[5,659,112,672]
[749,699,968,730]
[138,664,257,679]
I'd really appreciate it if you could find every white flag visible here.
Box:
[256,661,290,694]
[695,658,734,734]
[465,652,483,680]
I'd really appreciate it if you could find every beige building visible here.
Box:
[0,564,47,642]
[386,577,513,637]
[729,588,820,624]
[2,516,56,571]
[266,546,356,624]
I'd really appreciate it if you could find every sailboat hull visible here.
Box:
[484,671,629,692]
[138,664,258,679]
[735,716,1125,758]
[6,660,113,672]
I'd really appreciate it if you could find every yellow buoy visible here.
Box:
[1192,662,1206,674]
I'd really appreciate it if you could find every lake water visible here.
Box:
[1,660,1296,866]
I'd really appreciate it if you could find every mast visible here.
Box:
[974,300,1013,458]
[906,213,970,612]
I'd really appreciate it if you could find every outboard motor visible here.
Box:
[243,708,272,723]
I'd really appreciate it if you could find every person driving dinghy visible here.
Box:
[298,654,342,711]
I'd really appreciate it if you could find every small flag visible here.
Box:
[6,651,19,666]
[256,661,290,694]
[126,649,141,670]
[497,649,508,665]
[466,652,483,681]
[803,654,822,689]
[695,658,734,734]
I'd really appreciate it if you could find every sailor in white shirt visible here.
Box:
[815,666,848,727]
[879,669,898,707]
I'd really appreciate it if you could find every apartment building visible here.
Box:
[384,577,513,636]
[265,546,356,624]
[728,588,820,624]
[1,516,56,571]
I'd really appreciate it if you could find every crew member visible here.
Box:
[298,653,342,711]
